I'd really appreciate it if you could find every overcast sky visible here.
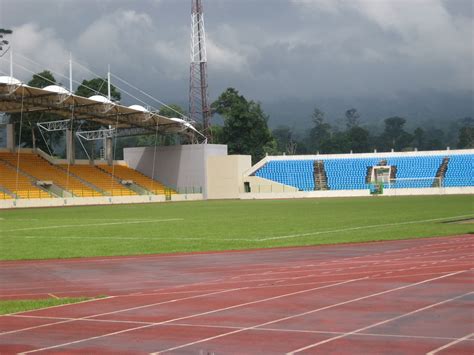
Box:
[0,0,472,122]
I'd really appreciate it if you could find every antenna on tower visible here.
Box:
[189,0,212,143]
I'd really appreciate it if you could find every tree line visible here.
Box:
[3,73,473,163]
[211,88,473,163]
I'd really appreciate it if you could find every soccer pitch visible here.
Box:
[0,195,472,261]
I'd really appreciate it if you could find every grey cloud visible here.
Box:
[0,0,471,121]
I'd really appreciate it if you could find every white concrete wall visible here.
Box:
[243,176,298,193]
[124,144,228,196]
[239,186,474,200]
[207,155,252,199]
[0,193,204,209]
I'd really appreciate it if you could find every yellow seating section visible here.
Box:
[0,161,51,199]
[0,152,101,198]
[0,152,173,199]
[60,164,137,196]
[100,165,175,195]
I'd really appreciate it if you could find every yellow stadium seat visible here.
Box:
[99,165,175,195]
[0,152,101,198]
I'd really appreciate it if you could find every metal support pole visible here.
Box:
[6,123,15,152]
[105,137,113,166]
[66,128,75,164]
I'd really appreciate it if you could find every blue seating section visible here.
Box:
[444,155,474,187]
[324,158,378,190]
[254,154,473,191]
[385,156,442,189]
[255,160,314,191]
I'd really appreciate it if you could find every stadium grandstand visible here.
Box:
[0,59,209,208]
[0,66,473,208]
[252,151,473,192]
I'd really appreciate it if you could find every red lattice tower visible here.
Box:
[189,0,212,142]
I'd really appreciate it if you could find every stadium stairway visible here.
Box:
[433,157,450,187]
[97,165,174,196]
[313,160,328,190]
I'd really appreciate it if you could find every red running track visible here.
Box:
[0,235,473,354]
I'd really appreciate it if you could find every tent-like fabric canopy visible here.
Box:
[0,76,203,139]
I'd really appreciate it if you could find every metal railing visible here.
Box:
[175,186,202,194]
[239,184,297,194]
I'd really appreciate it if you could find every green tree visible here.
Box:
[126,104,188,148]
[158,104,186,118]
[158,104,186,146]
[457,117,474,148]
[273,125,298,154]
[75,78,121,101]
[308,108,332,153]
[379,116,413,151]
[424,128,445,150]
[0,28,12,57]
[209,125,224,144]
[28,70,56,88]
[413,127,425,150]
[327,130,349,153]
[347,126,370,153]
[345,108,360,129]
[212,88,275,163]
[11,71,64,152]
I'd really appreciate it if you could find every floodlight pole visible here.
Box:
[9,49,13,77]
[107,65,111,101]
[189,0,212,142]
[69,53,73,93]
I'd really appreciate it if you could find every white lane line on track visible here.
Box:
[4,215,472,241]
[8,272,474,330]
[426,331,474,354]
[225,257,474,282]
[3,250,472,299]
[23,313,474,347]
[168,322,474,342]
[13,315,474,343]
[18,236,197,240]
[1,287,241,336]
[10,314,152,326]
[1,269,465,308]
[151,270,468,354]
[2,218,183,232]
[257,215,474,241]
[230,239,474,280]
[287,290,474,354]
[18,278,363,354]
[0,235,470,267]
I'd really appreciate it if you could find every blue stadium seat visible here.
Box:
[254,154,473,191]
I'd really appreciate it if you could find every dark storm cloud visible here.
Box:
[0,0,472,112]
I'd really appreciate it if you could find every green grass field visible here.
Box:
[0,195,472,261]
[0,297,99,315]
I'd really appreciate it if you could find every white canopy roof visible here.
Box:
[43,85,71,94]
[0,79,203,139]
[0,76,21,85]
